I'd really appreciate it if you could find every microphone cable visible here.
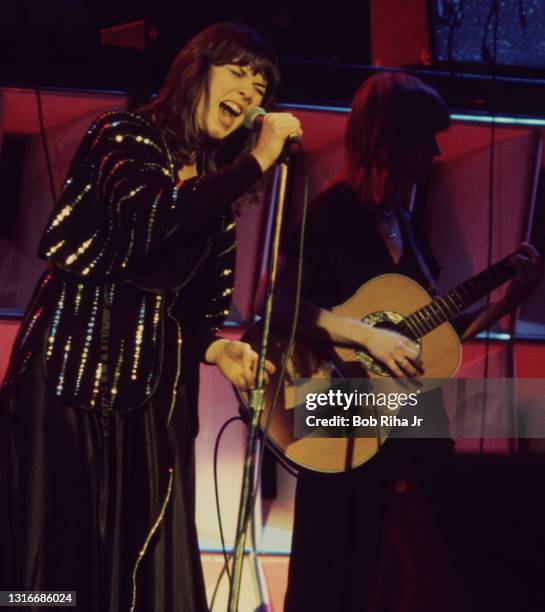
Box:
[212,415,243,587]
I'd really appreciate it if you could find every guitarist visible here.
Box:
[276,72,542,612]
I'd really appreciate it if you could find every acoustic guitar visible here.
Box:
[238,244,542,474]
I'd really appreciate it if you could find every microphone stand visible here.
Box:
[227,147,293,611]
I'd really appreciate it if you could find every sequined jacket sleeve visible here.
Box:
[38,110,261,280]
[174,212,238,362]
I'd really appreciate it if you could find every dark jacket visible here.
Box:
[3,110,261,413]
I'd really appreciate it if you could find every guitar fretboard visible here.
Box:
[397,254,516,339]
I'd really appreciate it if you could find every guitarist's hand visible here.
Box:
[507,242,542,296]
[460,243,542,340]
[361,326,422,378]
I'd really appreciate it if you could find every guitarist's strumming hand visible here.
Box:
[357,324,422,378]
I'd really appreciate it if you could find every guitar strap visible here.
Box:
[397,207,439,298]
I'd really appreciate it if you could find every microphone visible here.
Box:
[243,106,266,131]
[244,106,301,163]
[244,106,302,152]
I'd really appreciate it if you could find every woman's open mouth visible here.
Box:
[218,101,243,128]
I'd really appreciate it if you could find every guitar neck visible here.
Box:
[399,254,516,339]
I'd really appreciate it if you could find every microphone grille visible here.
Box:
[243,106,266,130]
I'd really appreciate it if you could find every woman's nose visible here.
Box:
[238,78,253,102]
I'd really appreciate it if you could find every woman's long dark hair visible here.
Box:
[342,71,450,206]
[140,22,280,169]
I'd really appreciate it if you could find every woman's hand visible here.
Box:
[356,324,422,378]
[206,339,276,391]
[250,112,303,173]
[178,163,198,181]
[506,242,542,299]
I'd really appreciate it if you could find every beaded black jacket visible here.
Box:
[3,110,262,412]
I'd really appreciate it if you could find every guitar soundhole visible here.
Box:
[374,320,399,333]
[355,310,421,377]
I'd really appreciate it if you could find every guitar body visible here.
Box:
[240,274,462,474]
[332,274,461,380]
[241,324,379,473]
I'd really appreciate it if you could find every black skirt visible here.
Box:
[284,433,458,612]
[0,350,208,612]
